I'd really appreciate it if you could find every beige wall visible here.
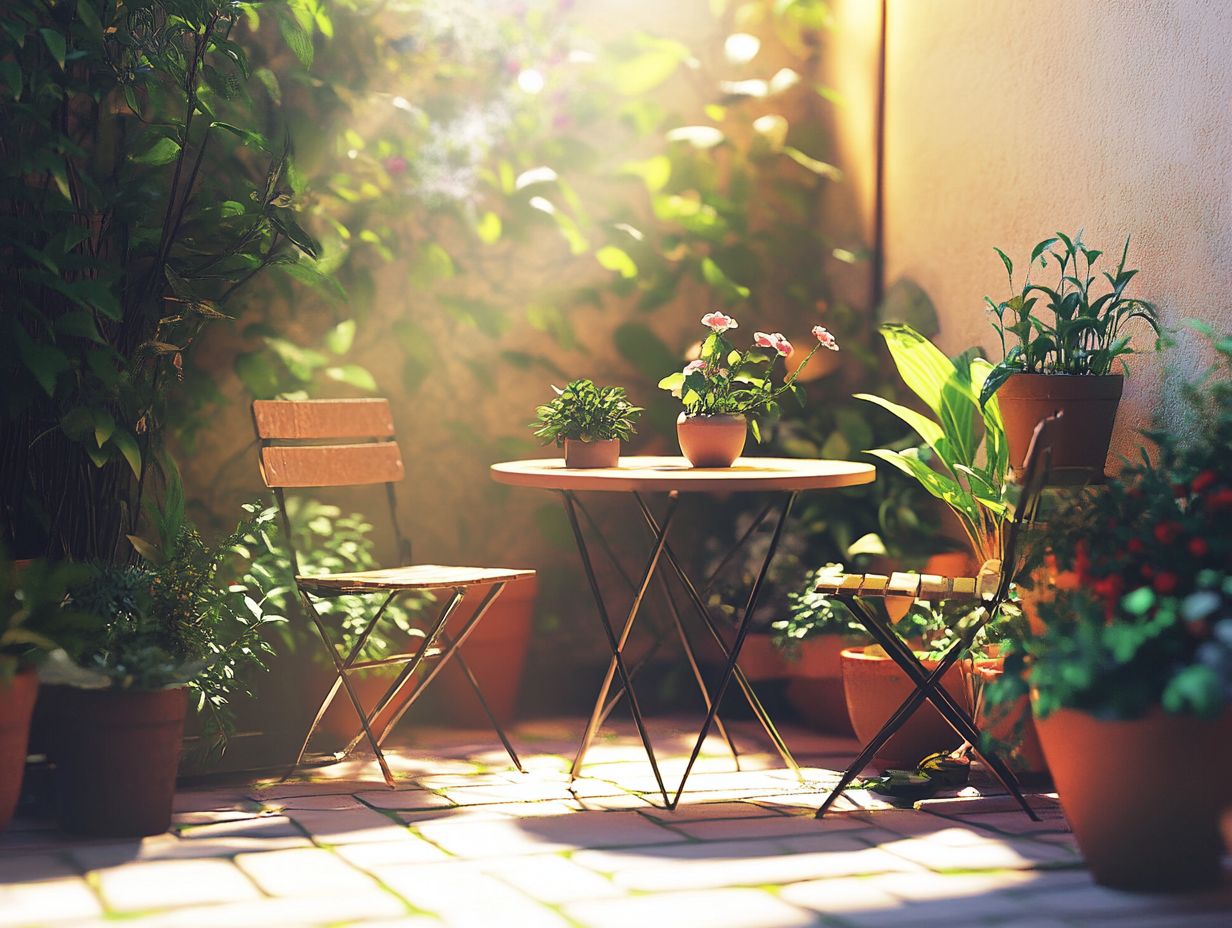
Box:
[882,0,1232,463]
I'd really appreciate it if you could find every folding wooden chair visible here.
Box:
[252,398,533,787]
[814,414,1065,820]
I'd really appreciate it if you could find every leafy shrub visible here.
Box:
[532,379,642,446]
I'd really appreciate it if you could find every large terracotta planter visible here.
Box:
[1034,704,1232,891]
[735,631,790,682]
[0,671,39,832]
[785,634,864,735]
[440,574,537,727]
[676,413,746,468]
[48,686,187,837]
[997,373,1123,481]
[564,438,619,469]
[840,646,966,769]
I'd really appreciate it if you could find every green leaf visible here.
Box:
[0,59,21,99]
[867,449,981,526]
[783,146,841,179]
[408,242,455,285]
[476,211,502,244]
[278,15,314,68]
[39,28,65,69]
[132,137,182,166]
[620,156,671,192]
[993,246,1013,280]
[210,121,270,152]
[110,431,142,479]
[596,245,638,279]
[854,393,950,466]
[701,256,750,300]
[235,351,282,399]
[324,364,377,392]
[324,319,356,355]
[605,38,689,95]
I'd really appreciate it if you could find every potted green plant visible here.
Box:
[772,565,870,734]
[990,324,1232,891]
[0,558,86,832]
[532,379,643,468]
[43,501,285,837]
[838,323,1047,770]
[657,314,840,467]
[979,231,1161,478]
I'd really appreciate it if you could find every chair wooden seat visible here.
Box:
[814,571,986,602]
[298,565,535,596]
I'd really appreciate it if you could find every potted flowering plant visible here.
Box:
[979,231,1161,478]
[532,379,643,468]
[657,312,840,467]
[989,323,1232,891]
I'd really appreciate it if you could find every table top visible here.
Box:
[489,455,876,493]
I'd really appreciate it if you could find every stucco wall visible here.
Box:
[881,0,1232,464]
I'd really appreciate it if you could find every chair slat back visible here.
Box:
[252,399,395,440]
[996,413,1062,600]
[258,443,404,488]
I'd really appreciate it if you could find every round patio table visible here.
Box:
[490,455,875,809]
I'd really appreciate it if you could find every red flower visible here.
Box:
[1173,482,1189,498]
[1153,572,1179,594]
[1188,537,1209,558]
[1127,538,1145,555]
[1092,576,1124,602]
[1208,488,1232,511]
[1074,540,1091,580]
[1140,564,1155,579]
[1192,470,1218,494]
[1153,521,1181,545]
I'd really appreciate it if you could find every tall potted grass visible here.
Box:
[979,231,1161,479]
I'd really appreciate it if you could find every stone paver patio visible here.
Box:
[2,717,1229,927]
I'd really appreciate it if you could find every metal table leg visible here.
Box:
[563,490,677,807]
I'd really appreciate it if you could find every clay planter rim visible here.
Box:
[563,437,620,469]
[998,371,1125,398]
[788,634,866,680]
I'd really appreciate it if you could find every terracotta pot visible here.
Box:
[968,662,1048,779]
[840,646,966,769]
[676,413,747,468]
[1018,565,1081,637]
[997,373,1123,481]
[785,634,864,735]
[736,632,790,682]
[310,659,424,746]
[0,671,39,832]
[48,686,187,837]
[440,574,537,727]
[1034,704,1232,891]
[564,438,619,469]
[923,552,976,578]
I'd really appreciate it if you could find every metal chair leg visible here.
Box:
[440,633,525,773]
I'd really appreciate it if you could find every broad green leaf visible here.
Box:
[619,156,671,192]
[596,245,637,278]
[39,28,65,69]
[476,211,502,244]
[278,15,314,68]
[701,256,749,299]
[867,449,980,527]
[324,364,377,392]
[324,319,355,355]
[853,393,951,471]
[409,242,455,285]
[0,60,20,98]
[110,431,142,479]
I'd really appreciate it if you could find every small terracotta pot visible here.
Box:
[676,413,747,468]
[840,646,966,769]
[440,574,537,727]
[997,373,1123,481]
[1034,703,1232,891]
[785,634,864,735]
[0,671,39,832]
[48,686,187,837]
[564,438,619,469]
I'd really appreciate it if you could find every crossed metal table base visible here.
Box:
[560,488,804,810]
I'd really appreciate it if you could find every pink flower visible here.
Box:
[755,331,792,356]
[702,312,738,333]
[682,359,707,376]
[384,156,408,176]
[812,325,839,351]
